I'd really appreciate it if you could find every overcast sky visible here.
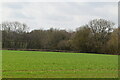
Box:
[2,2,118,31]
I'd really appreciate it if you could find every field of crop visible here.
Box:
[2,50,118,78]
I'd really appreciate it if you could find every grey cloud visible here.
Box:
[2,2,118,30]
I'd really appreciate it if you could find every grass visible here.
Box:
[2,50,118,78]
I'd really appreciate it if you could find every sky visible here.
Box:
[1,2,118,31]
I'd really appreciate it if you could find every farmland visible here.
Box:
[2,50,118,78]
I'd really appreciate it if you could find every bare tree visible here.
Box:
[2,21,29,33]
[1,21,29,49]
[87,19,115,53]
[88,19,114,34]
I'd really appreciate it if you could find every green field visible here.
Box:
[2,50,118,78]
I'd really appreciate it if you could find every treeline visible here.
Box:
[1,19,120,54]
